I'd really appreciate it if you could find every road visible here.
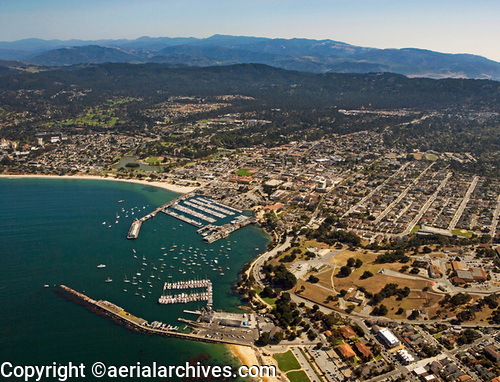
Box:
[374,162,434,225]
[447,176,478,231]
[490,194,500,237]
[248,235,292,289]
[401,171,452,236]
[342,162,410,218]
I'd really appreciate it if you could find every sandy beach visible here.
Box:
[0,174,201,194]
[229,345,281,382]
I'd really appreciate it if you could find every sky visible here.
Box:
[1,0,499,61]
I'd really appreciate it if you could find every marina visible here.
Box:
[160,278,213,309]
[189,198,235,216]
[161,209,203,227]
[170,203,217,223]
[127,193,256,243]
[183,200,226,219]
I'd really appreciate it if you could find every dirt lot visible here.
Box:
[293,279,339,309]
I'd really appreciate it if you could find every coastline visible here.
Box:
[0,174,200,194]
[228,345,280,382]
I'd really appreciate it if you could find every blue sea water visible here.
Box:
[0,178,270,381]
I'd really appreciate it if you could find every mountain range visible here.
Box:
[0,34,499,81]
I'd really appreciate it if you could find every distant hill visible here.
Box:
[1,63,499,112]
[1,35,499,80]
[27,45,140,66]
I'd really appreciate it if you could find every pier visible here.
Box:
[160,278,213,309]
[183,200,226,219]
[126,194,253,243]
[203,216,256,243]
[189,198,235,216]
[58,285,256,347]
[170,203,217,223]
[126,194,190,239]
[162,209,203,227]
[196,196,242,213]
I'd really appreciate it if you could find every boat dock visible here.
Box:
[126,193,252,243]
[203,216,256,243]
[170,203,216,223]
[183,200,226,219]
[160,278,213,309]
[162,209,203,227]
[127,219,142,239]
[189,198,235,216]
[197,197,241,213]
[58,285,256,346]
[164,279,211,289]
[126,194,190,239]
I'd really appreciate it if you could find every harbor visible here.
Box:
[58,285,259,347]
[127,194,255,243]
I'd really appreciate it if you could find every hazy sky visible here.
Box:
[1,0,499,61]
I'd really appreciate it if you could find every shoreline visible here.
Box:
[228,345,280,382]
[0,174,200,194]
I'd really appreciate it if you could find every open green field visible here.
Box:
[63,108,117,127]
[286,370,310,382]
[425,154,439,161]
[146,157,160,164]
[236,169,252,176]
[410,225,421,234]
[106,97,139,106]
[272,350,301,373]
[452,228,474,238]
[259,294,276,308]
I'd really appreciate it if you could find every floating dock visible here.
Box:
[160,279,213,309]
[162,209,203,227]
[196,196,242,213]
[183,200,226,219]
[170,203,216,223]
[189,198,235,216]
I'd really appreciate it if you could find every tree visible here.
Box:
[339,266,351,277]
[257,332,271,345]
[308,275,320,283]
[360,270,373,279]
[408,310,420,320]
[347,257,356,267]
[355,258,363,268]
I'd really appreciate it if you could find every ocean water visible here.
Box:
[0,178,270,381]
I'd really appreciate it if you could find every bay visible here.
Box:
[0,178,270,381]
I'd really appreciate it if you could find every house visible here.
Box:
[336,344,356,359]
[484,345,500,362]
[339,326,357,339]
[354,342,373,360]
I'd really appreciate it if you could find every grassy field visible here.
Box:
[452,228,474,238]
[425,154,439,161]
[286,370,310,382]
[236,169,252,176]
[259,293,276,308]
[60,107,118,127]
[410,225,421,234]
[146,157,160,164]
[272,350,301,373]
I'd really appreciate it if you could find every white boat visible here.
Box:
[105,277,113,283]
[43,284,49,288]
[97,264,106,268]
